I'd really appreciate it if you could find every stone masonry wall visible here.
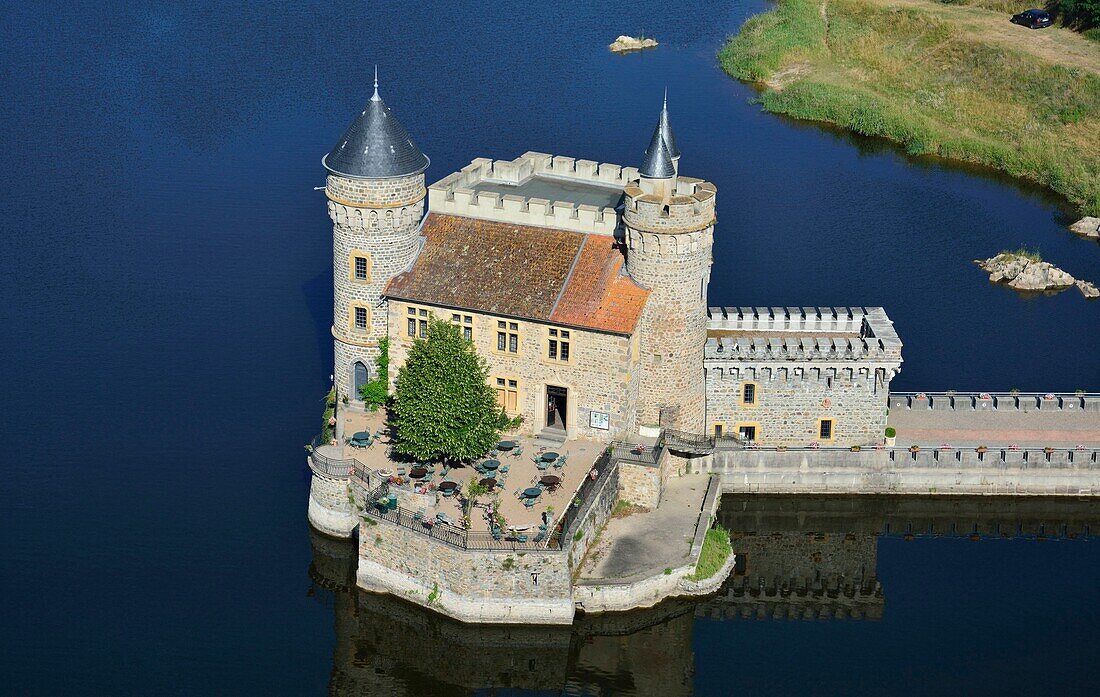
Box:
[358,519,574,623]
[387,302,639,440]
[328,172,425,403]
[705,360,893,446]
[623,181,714,433]
[618,462,662,509]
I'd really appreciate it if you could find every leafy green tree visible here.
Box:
[1048,0,1100,28]
[392,318,502,462]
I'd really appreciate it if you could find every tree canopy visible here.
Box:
[391,318,502,462]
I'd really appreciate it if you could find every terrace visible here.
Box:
[313,409,612,538]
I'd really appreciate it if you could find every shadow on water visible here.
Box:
[309,494,1099,696]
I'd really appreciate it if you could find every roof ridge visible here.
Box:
[550,233,589,317]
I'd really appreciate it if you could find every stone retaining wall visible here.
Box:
[692,447,1100,496]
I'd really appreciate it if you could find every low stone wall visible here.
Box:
[619,461,662,508]
[890,392,1100,413]
[358,517,575,624]
[692,447,1100,496]
[567,459,621,569]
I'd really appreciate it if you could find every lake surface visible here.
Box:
[1,0,1097,694]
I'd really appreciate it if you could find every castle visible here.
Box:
[324,77,903,448]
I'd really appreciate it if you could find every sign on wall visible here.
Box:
[589,410,609,430]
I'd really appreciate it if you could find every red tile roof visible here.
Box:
[385,213,648,335]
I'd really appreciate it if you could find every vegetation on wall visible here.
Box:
[358,337,390,411]
[322,388,336,442]
[719,0,1100,215]
[391,319,502,462]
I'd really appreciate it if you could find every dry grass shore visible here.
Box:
[719,0,1100,215]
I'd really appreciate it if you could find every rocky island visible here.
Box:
[1070,217,1100,241]
[975,251,1097,298]
[609,35,658,53]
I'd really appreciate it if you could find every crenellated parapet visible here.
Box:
[427,152,630,235]
[623,176,716,234]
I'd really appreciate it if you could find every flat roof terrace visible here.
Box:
[428,152,638,235]
[470,174,624,210]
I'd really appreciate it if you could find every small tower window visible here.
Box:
[354,256,368,280]
[819,419,834,440]
[740,383,757,406]
[353,306,368,330]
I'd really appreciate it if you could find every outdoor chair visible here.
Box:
[500,464,510,473]
[396,466,407,476]
[516,534,528,543]
[413,508,424,521]
[523,499,535,509]
[533,531,545,543]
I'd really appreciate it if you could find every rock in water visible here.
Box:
[609,35,658,52]
[1007,261,1075,291]
[1077,280,1100,298]
[1069,217,1100,239]
[974,252,1077,293]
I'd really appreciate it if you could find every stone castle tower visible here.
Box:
[624,95,716,432]
[323,72,428,407]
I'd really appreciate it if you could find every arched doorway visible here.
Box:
[352,361,369,401]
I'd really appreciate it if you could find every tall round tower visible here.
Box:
[323,72,429,410]
[624,97,716,433]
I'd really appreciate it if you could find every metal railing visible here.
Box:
[663,429,745,455]
[608,436,666,465]
[557,451,617,539]
[306,433,360,478]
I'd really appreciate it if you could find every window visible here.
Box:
[547,328,571,362]
[496,320,519,355]
[353,306,368,330]
[739,382,758,407]
[406,306,429,338]
[736,422,760,442]
[451,313,473,342]
[494,377,519,414]
[348,251,371,282]
[713,423,724,438]
[818,419,835,441]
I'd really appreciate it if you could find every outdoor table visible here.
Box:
[496,441,516,451]
[541,452,559,462]
[480,477,497,490]
[482,459,500,471]
[539,475,560,487]
[438,481,458,492]
[376,469,392,479]
[410,467,428,479]
[522,487,543,499]
[352,431,371,442]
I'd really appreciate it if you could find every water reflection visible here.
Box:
[309,495,1098,695]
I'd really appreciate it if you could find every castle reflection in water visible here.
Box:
[309,496,1097,696]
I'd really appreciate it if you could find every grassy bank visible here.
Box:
[687,525,732,582]
[719,0,1100,215]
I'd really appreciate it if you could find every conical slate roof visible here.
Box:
[323,74,429,180]
[658,91,680,160]
[639,121,675,179]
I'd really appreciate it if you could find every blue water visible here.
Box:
[1,0,1097,694]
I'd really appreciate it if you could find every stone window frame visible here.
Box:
[348,249,372,283]
[492,319,522,358]
[711,421,726,438]
[404,304,431,340]
[349,303,372,334]
[817,417,836,442]
[735,421,761,443]
[739,381,759,408]
[492,375,521,415]
[450,312,475,343]
[544,326,575,365]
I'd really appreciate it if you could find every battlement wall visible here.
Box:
[623,177,716,233]
[704,307,903,364]
[427,152,632,235]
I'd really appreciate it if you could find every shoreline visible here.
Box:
[718,0,1100,217]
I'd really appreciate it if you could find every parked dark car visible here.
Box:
[1010,9,1054,28]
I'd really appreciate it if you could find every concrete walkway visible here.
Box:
[888,408,1100,448]
[577,475,709,584]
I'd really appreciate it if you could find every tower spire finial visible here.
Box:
[371,65,380,101]
[663,87,667,109]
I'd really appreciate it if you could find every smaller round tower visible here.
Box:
[323,71,428,409]
[624,96,716,433]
